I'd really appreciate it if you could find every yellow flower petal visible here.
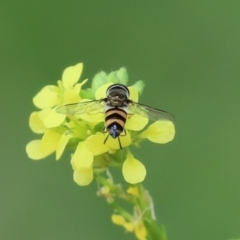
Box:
[56,133,72,160]
[33,85,59,109]
[38,108,51,121]
[140,121,175,143]
[125,114,148,131]
[135,222,147,240]
[63,89,81,104]
[62,63,83,89]
[26,140,50,160]
[85,133,110,155]
[43,108,66,128]
[122,153,146,184]
[40,129,62,155]
[74,79,88,93]
[127,187,139,197]
[125,222,135,233]
[95,83,113,99]
[73,167,93,186]
[128,86,138,102]
[111,214,126,225]
[111,215,134,232]
[29,112,46,134]
[71,141,93,169]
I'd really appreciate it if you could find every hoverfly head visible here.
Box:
[106,84,129,106]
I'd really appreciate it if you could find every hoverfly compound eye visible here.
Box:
[106,84,130,98]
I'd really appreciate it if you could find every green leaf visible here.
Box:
[116,67,128,85]
[132,80,145,95]
[80,88,95,99]
[91,71,108,91]
[107,71,118,83]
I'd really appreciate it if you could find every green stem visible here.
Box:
[96,174,135,203]
[136,184,167,240]
[110,201,133,221]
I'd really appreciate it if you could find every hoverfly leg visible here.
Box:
[104,134,110,144]
[120,128,127,136]
[102,126,107,133]
[118,137,122,149]
[127,113,134,119]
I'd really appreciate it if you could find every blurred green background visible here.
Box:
[1,1,240,240]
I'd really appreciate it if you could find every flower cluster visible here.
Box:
[26,63,175,186]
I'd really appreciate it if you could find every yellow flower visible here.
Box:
[71,141,94,186]
[26,129,71,160]
[26,65,175,240]
[134,221,147,240]
[32,63,87,128]
[111,214,147,240]
[26,64,175,186]
[127,186,139,197]
[27,63,89,161]
[85,134,147,184]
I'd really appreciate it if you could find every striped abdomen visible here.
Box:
[105,107,127,138]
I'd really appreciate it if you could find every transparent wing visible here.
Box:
[56,99,105,115]
[128,101,174,121]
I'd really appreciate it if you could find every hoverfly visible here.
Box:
[56,84,174,148]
